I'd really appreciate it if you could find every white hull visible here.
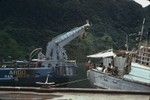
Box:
[87,69,150,91]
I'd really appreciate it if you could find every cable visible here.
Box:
[54,78,88,87]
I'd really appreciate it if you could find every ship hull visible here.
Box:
[0,67,70,86]
[87,69,150,91]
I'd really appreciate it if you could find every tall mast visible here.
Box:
[125,34,129,51]
[139,18,145,46]
[147,28,150,46]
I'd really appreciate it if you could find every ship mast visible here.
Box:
[138,18,145,47]
[146,28,150,46]
[136,18,150,67]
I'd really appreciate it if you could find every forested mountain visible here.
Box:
[0,0,149,62]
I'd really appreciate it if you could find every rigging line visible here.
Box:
[43,71,119,87]
[52,71,118,87]
[112,40,119,50]
[54,78,88,86]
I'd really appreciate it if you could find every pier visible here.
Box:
[0,87,149,100]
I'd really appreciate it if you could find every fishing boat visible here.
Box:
[86,48,150,91]
[0,21,90,86]
[86,19,150,91]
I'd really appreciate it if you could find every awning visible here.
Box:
[31,59,46,62]
[87,49,116,58]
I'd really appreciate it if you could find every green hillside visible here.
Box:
[0,0,149,62]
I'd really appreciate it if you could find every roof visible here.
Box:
[87,49,116,58]
[31,59,46,62]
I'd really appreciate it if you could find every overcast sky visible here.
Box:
[134,0,150,7]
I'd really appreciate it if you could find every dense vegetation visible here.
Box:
[0,0,149,62]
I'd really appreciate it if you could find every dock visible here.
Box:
[0,87,149,100]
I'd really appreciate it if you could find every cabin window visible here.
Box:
[146,63,149,66]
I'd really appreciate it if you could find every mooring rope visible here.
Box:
[53,78,88,87]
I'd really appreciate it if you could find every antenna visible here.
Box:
[138,18,145,47]
[125,34,129,51]
[86,20,89,25]
[147,28,150,46]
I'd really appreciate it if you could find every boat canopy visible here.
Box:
[31,59,46,62]
[87,49,116,58]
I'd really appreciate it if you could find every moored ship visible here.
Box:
[86,19,150,91]
[87,48,150,91]
[0,21,90,86]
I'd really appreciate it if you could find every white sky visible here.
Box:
[134,0,150,7]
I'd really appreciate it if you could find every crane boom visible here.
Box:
[46,21,90,61]
[38,21,90,67]
[29,21,90,77]
[52,22,90,47]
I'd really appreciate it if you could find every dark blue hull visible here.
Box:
[0,67,70,86]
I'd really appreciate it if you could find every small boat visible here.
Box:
[86,18,150,91]
[86,48,150,91]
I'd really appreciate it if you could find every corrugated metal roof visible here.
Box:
[87,49,116,58]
